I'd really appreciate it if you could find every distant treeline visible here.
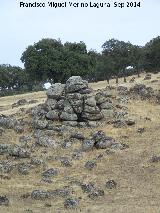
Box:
[0,36,160,96]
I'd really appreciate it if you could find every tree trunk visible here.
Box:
[124,76,127,83]
[107,78,110,84]
[116,76,118,84]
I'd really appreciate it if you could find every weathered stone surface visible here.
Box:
[45,99,57,110]
[33,119,48,129]
[106,180,117,189]
[42,168,58,178]
[46,110,59,120]
[81,112,103,121]
[9,146,31,158]
[18,163,31,175]
[0,144,12,155]
[81,182,95,193]
[100,101,114,110]
[0,196,9,206]
[65,76,88,93]
[88,189,104,200]
[81,139,95,152]
[60,112,78,121]
[62,121,78,127]
[0,115,18,129]
[95,92,108,105]
[84,96,96,107]
[92,130,115,149]
[60,157,72,167]
[36,136,58,148]
[64,197,79,209]
[50,187,71,198]
[0,160,15,173]
[46,83,65,99]
[70,132,85,140]
[117,86,128,95]
[84,161,97,170]
[12,99,28,108]
[31,190,50,200]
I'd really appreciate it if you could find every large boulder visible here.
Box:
[65,76,88,93]
[46,83,65,99]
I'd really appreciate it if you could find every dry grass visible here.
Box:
[0,72,160,213]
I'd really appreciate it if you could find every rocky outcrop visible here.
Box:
[32,76,116,127]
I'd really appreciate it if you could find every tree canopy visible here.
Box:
[21,39,95,84]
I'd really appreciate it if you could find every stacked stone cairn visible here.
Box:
[33,76,115,127]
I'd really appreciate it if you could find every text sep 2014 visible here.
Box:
[19,2,141,8]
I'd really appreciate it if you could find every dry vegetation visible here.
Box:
[0,73,160,213]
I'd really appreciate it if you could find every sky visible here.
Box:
[0,0,160,67]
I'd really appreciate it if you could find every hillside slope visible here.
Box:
[0,73,160,213]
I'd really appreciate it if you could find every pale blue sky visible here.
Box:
[0,0,160,67]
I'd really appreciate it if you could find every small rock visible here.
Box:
[9,146,30,158]
[18,163,30,175]
[0,196,9,206]
[42,168,58,178]
[88,189,104,200]
[81,139,95,152]
[31,190,50,200]
[60,158,72,167]
[84,161,97,170]
[106,180,117,189]
[81,182,95,193]
[36,136,58,148]
[70,132,85,140]
[64,197,79,209]
[150,155,160,163]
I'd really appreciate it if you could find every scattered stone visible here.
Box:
[81,139,95,152]
[0,160,15,173]
[0,115,19,129]
[9,145,30,158]
[84,161,97,170]
[61,139,72,149]
[88,189,104,200]
[50,187,71,198]
[42,168,58,178]
[111,143,129,150]
[12,99,28,108]
[60,158,72,167]
[81,182,95,193]
[36,136,58,148]
[150,155,160,163]
[106,180,117,189]
[92,131,115,149]
[64,197,79,209]
[0,196,9,206]
[31,190,50,200]
[117,86,128,95]
[70,132,85,140]
[30,158,43,166]
[72,150,82,160]
[0,144,12,155]
[18,163,30,175]
[137,128,145,134]
[19,136,32,144]
[126,119,136,126]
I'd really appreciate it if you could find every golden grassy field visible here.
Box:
[0,72,160,213]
